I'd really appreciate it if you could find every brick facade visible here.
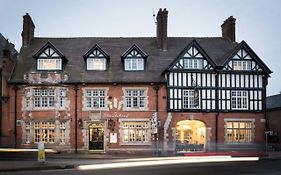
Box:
[1,10,271,155]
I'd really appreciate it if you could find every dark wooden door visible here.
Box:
[89,124,104,150]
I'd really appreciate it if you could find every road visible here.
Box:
[1,159,281,175]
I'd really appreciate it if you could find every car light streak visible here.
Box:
[78,156,259,171]
[0,148,57,153]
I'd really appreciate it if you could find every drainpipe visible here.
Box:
[153,83,160,156]
[73,84,79,153]
[13,85,19,148]
[263,76,268,131]
[215,73,219,152]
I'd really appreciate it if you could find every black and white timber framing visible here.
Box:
[165,40,271,112]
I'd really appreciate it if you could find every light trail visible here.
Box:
[78,156,259,171]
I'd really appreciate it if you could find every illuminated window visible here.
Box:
[121,121,149,144]
[37,47,62,70]
[231,90,248,109]
[125,89,146,109]
[85,89,106,109]
[34,122,55,143]
[226,120,254,143]
[183,90,200,109]
[25,123,31,144]
[60,122,66,144]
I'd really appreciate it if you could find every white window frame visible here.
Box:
[82,88,109,111]
[124,58,144,71]
[119,118,151,145]
[224,119,255,144]
[37,58,62,70]
[25,121,67,144]
[34,122,55,143]
[183,89,200,109]
[23,87,68,111]
[233,60,251,71]
[86,58,106,70]
[183,59,203,69]
[34,89,55,108]
[123,87,148,111]
[231,90,248,110]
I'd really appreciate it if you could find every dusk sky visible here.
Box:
[0,0,280,95]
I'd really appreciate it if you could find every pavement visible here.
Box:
[0,149,281,172]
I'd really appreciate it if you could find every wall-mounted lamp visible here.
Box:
[78,118,83,127]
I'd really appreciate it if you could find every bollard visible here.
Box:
[38,141,45,163]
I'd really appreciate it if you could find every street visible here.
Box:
[1,158,281,175]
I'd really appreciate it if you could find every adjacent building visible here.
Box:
[0,33,18,147]
[266,94,281,150]
[4,9,271,154]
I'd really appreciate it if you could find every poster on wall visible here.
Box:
[110,133,117,143]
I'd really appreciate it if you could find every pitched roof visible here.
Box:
[0,33,18,67]
[267,94,281,110]
[10,37,255,83]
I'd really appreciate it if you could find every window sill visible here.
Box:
[120,142,152,146]
[122,108,148,111]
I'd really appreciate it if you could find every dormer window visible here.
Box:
[33,41,66,71]
[122,44,147,71]
[125,58,144,71]
[83,45,109,71]
[87,57,106,70]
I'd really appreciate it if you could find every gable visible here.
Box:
[83,44,109,60]
[121,44,147,61]
[167,40,215,71]
[33,41,65,59]
[222,41,272,74]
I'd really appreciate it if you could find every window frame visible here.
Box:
[231,90,248,110]
[124,58,145,71]
[119,119,151,145]
[82,88,109,111]
[182,89,200,109]
[122,88,148,111]
[86,58,107,71]
[232,60,251,71]
[224,119,255,144]
[37,58,62,71]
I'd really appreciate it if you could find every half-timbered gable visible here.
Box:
[166,40,217,111]
[83,44,109,71]
[218,41,272,112]
[121,44,148,71]
[33,41,67,71]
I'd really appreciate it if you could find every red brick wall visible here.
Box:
[267,109,281,150]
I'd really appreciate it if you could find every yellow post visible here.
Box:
[38,141,45,163]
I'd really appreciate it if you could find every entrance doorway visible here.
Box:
[176,120,206,152]
[89,123,104,150]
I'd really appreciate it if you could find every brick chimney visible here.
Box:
[156,8,168,51]
[21,13,35,47]
[221,16,236,42]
